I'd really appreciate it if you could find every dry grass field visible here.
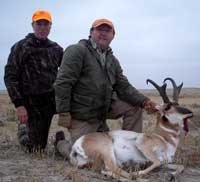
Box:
[0,89,200,182]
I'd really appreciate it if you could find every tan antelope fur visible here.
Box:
[69,78,193,181]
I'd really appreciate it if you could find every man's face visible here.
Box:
[32,19,51,40]
[91,24,114,50]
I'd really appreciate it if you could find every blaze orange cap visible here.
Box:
[92,18,115,32]
[32,10,52,23]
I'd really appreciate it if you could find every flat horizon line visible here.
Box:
[1,87,200,93]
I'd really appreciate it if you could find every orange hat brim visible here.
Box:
[32,10,52,23]
[92,18,114,31]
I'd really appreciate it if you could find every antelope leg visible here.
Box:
[101,169,131,182]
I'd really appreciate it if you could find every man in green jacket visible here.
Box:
[54,18,156,158]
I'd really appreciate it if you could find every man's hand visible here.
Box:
[58,112,72,129]
[16,106,28,123]
[143,99,158,114]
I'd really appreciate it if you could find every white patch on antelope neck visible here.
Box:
[159,123,180,135]
[70,136,88,166]
[165,114,183,126]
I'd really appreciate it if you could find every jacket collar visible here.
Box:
[79,39,114,69]
[26,33,51,47]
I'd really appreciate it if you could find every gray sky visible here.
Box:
[0,0,200,89]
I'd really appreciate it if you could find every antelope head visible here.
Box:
[147,78,193,133]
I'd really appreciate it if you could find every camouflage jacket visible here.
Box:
[54,39,148,121]
[4,33,63,107]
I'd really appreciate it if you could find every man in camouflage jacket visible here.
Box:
[4,10,63,152]
[54,19,156,158]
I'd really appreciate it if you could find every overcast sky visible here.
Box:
[0,0,199,89]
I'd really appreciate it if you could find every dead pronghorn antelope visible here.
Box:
[69,78,193,181]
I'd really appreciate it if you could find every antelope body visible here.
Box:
[69,78,193,181]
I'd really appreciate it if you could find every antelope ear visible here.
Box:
[155,104,165,116]
[155,104,163,111]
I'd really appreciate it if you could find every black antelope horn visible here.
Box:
[146,79,170,103]
[163,77,183,103]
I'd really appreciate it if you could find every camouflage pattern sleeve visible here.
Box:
[4,42,25,107]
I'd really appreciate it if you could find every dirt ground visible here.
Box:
[0,89,200,182]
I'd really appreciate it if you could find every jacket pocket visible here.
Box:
[72,93,93,106]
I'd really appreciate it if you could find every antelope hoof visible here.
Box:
[101,170,129,182]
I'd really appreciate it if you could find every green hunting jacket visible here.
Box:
[4,33,63,107]
[54,39,148,121]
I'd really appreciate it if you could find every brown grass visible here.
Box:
[0,88,200,181]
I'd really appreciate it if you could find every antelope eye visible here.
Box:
[73,152,78,157]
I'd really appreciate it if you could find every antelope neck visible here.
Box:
[154,119,180,146]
